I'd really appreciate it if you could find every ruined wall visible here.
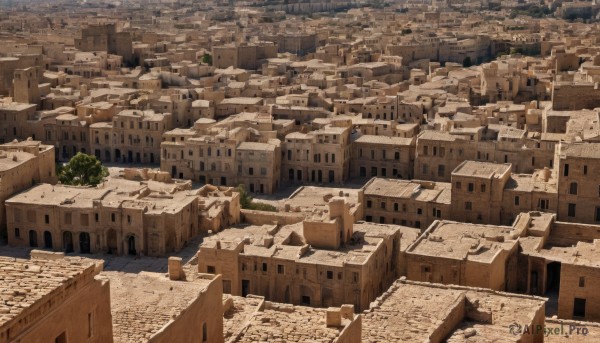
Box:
[240,209,304,226]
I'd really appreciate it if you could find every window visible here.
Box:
[207,265,215,274]
[367,200,372,208]
[456,182,461,189]
[380,216,385,224]
[480,184,486,193]
[394,152,400,160]
[326,271,333,279]
[579,276,585,288]
[14,228,20,238]
[45,215,49,224]
[569,182,578,195]
[514,196,520,206]
[111,213,115,222]
[564,163,569,176]
[249,167,254,175]
[277,264,284,274]
[202,322,208,342]
[584,165,588,175]
[262,263,267,272]
[95,213,99,222]
[352,272,359,283]
[596,207,600,222]
[65,213,72,225]
[394,203,399,211]
[417,208,422,215]
[465,201,472,210]
[568,203,576,217]
[437,165,445,177]
[381,202,386,209]
[88,312,94,338]
[539,199,549,210]
[468,183,474,192]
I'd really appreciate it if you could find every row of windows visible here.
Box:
[358,149,401,161]
[455,181,485,193]
[209,263,361,283]
[17,212,130,225]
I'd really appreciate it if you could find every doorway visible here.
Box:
[242,280,250,297]
[127,235,136,255]
[79,232,91,254]
[63,231,74,253]
[43,231,53,249]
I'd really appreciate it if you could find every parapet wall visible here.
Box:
[240,209,304,226]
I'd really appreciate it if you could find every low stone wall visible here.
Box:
[240,209,304,226]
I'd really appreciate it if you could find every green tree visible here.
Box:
[201,53,212,66]
[236,184,277,212]
[58,153,109,186]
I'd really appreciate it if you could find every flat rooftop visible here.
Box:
[231,300,350,342]
[354,135,414,146]
[407,221,517,263]
[560,142,600,159]
[452,161,512,179]
[105,271,215,343]
[285,186,360,214]
[202,221,404,267]
[363,279,546,343]
[363,178,451,204]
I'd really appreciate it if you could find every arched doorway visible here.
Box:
[127,235,136,255]
[107,229,117,254]
[79,232,91,254]
[43,231,53,249]
[63,231,74,253]
[29,230,38,247]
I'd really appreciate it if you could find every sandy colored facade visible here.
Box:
[105,109,171,164]
[161,125,282,193]
[0,102,37,143]
[556,142,600,224]
[361,178,451,230]
[282,121,351,185]
[5,168,240,252]
[0,251,114,343]
[198,195,411,311]
[0,139,56,238]
[405,218,522,291]
[350,135,415,180]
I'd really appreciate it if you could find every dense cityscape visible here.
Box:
[1,0,600,342]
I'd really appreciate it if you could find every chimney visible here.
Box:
[168,256,184,281]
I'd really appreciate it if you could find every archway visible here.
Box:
[43,231,53,249]
[63,231,74,253]
[79,232,91,254]
[127,235,137,255]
